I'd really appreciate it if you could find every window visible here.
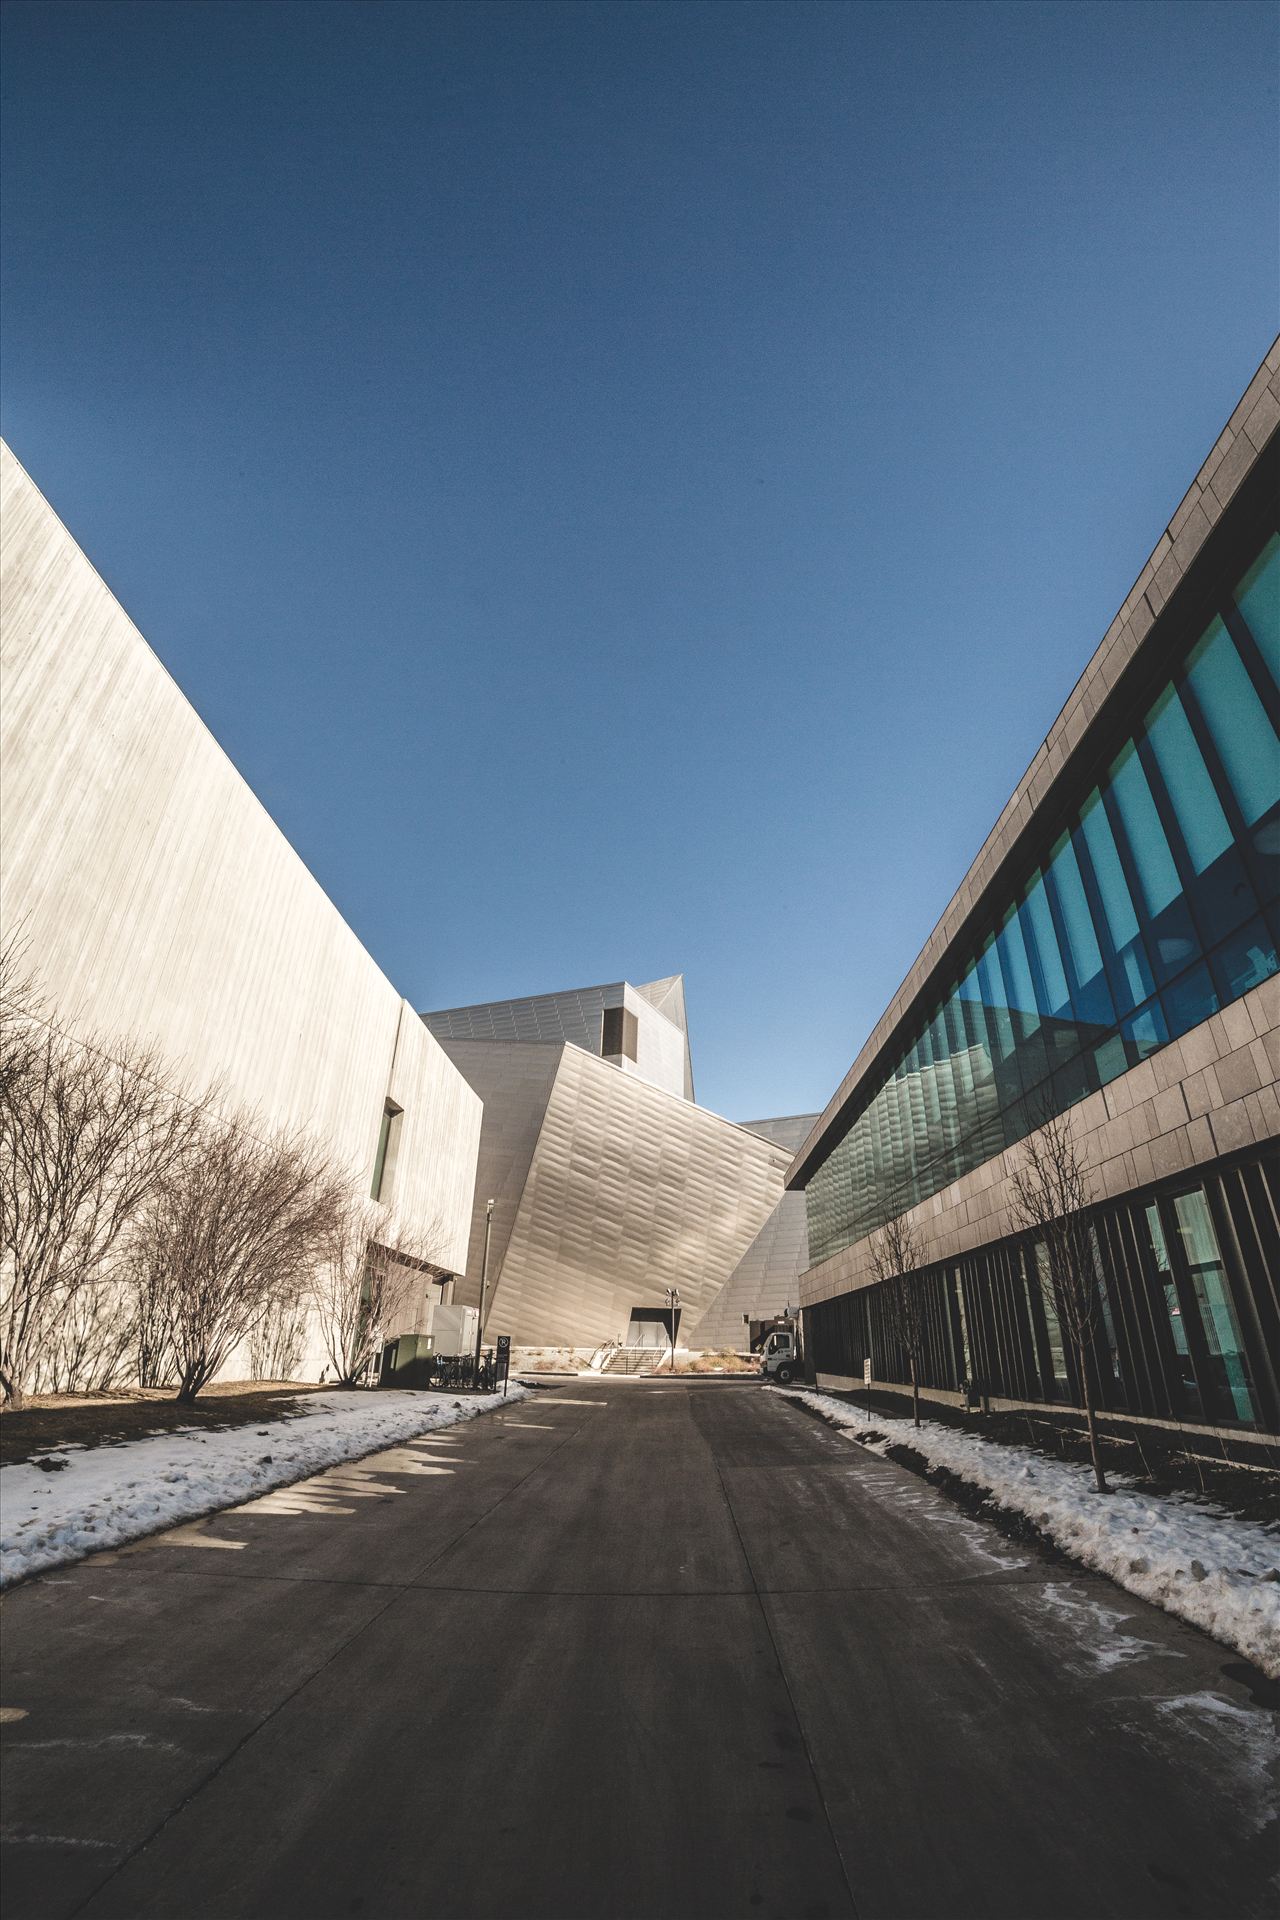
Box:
[1171,1190,1256,1425]
[601,1005,639,1062]
[1233,532,1279,682]
[1145,1203,1203,1420]
[370,1100,403,1202]
[1185,618,1279,830]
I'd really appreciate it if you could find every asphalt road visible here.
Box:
[2,1380,1276,1920]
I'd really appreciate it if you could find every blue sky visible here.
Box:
[2,0,1277,1122]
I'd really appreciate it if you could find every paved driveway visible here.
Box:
[2,1381,1275,1919]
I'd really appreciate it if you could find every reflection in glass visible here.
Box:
[1172,1191,1256,1424]
[1209,916,1278,1002]
[1033,1245,1070,1390]
[1145,1204,1203,1420]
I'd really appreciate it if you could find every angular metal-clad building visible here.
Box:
[790,341,1280,1445]
[687,1115,818,1352]
[423,983,800,1351]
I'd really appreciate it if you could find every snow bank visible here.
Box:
[0,1385,529,1587]
[783,1387,1280,1678]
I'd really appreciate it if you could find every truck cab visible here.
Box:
[760,1326,800,1385]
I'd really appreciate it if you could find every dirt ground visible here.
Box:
[0,1381,328,1467]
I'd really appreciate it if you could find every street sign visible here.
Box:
[496,1334,511,1395]
[863,1359,872,1384]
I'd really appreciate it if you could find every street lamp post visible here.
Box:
[666,1285,681,1372]
[473,1198,494,1388]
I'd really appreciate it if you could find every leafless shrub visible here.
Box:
[247,1290,311,1384]
[869,1210,926,1427]
[312,1197,445,1387]
[131,1252,178,1389]
[33,1278,136,1395]
[0,930,43,1112]
[1009,1108,1108,1494]
[134,1114,342,1404]
[0,995,203,1407]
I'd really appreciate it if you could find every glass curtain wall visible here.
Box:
[807,531,1280,1267]
[805,1152,1279,1432]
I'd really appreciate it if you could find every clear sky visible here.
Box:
[2,0,1276,1124]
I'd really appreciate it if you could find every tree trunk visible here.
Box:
[1079,1338,1108,1493]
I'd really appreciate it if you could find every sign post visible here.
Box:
[496,1334,511,1396]
[864,1356,872,1416]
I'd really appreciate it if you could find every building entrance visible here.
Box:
[626,1306,681,1348]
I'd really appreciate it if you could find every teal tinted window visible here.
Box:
[1209,915,1278,1001]
[1233,532,1279,684]
[1143,684,1233,874]
[1019,874,1070,1018]
[1185,618,1279,827]
[1106,741,1181,917]
[1045,831,1111,1025]
[996,906,1038,1020]
[1079,789,1138,947]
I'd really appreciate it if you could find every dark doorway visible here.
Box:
[626,1307,681,1349]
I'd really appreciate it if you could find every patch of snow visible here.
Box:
[1156,1692,1279,1834]
[782,1388,1280,1677]
[1034,1581,1185,1672]
[0,1386,529,1587]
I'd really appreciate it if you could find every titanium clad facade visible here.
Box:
[486,1047,793,1349]
[423,1038,567,1316]
[0,441,483,1360]
[688,1115,818,1351]
[431,1007,793,1350]
[790,343,1280,1440]
[424,976,693,1104]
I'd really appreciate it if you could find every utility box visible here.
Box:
[426,1304,478,1357]
[379,1332,433,1388]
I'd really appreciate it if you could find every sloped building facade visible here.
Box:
[423,984,803,1351]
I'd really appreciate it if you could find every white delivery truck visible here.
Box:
[760,1323,802,1385]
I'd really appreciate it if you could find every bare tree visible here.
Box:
[869,1210,926,1427]
[1009,1109,1108,1494]
[134,1114,341,1404]
[311,1197,444,1387]
[0,1008,202,1407]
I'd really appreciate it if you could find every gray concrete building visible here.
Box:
[790,341,1280,1446]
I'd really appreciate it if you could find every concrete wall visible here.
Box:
[800,974,1278,1307]
[0,440,482,1335]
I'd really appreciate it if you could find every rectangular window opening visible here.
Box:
[371,1100,403,1202]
